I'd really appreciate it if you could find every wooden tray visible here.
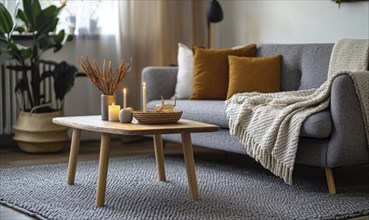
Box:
[133,110,182,124]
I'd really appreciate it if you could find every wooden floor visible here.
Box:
[1,136,368,220]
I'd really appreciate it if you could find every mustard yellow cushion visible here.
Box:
[190,44,256,100]
[226,55,282,99]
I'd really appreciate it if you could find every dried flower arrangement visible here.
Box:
[77,56,132,95]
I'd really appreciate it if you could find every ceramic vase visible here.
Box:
[101,94,116,121]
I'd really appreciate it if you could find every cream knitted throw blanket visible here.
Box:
[225,39,369,184]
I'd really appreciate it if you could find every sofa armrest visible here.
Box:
[327,74,369,167]
[141,66,178,102]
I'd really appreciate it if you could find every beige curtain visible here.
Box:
[115,0,207,109]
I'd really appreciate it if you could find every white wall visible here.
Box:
[215,1,369,48]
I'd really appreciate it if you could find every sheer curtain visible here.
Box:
[64,0,207,140]
[114,0,207,109]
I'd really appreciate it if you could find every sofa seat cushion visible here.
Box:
[147,100,332,138]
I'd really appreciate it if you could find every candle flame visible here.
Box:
[112,102,115,106]
[143,82,146,86]
[124,88,127,93]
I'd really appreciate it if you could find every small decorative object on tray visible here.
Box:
[155,96,176,112]
[119,107,134,123]
[133,96,182,124]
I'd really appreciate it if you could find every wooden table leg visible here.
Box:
[153,133,166,181]
[96,133,111,207]
[180,132,199,200]
[67,128,81,185]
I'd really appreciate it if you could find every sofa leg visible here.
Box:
[325,168,337,195]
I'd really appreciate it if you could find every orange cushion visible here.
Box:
[190,44,256,100]
[226,55,282,99]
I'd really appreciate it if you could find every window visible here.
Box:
[1,0,117,35]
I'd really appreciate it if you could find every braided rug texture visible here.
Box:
[1,156,369,220]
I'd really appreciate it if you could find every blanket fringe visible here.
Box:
[230,122,294,185]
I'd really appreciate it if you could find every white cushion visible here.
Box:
[173,43,193,99]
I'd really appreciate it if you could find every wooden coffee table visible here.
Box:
[52,115,219,207]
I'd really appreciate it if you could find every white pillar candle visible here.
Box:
[108,102,120,121]
[143,82,147,112]
[123,88,127,109]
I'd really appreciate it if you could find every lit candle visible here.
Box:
[123,88,127,109]
[143,82,147,112]
[108,102,120,122]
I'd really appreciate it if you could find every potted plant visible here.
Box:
[0,0,79,153]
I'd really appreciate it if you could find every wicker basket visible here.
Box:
[13,110,68,153]
[133,110,182,124]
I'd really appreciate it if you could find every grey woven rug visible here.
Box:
[1,155,368,220]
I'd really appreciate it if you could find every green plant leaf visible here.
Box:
[0,3,14,35]
[22,0,41,31]
[66,34,74,42]
[7,41,32,60]
[38,35,56,50]
[2,0,76,111]
[14,26,25,33]
[53,44,63,53]
[51,30,66,53]
[36,5,63,35]
[16,9,30,30]
[54,30,65,44]
[44,61,78,101]
[37,17,59,35]
[19,47,32,59]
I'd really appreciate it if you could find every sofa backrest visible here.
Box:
[257,44,334,91]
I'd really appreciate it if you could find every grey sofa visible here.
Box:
[142,44,369,193]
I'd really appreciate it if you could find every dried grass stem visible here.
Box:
[77,56,132,95]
